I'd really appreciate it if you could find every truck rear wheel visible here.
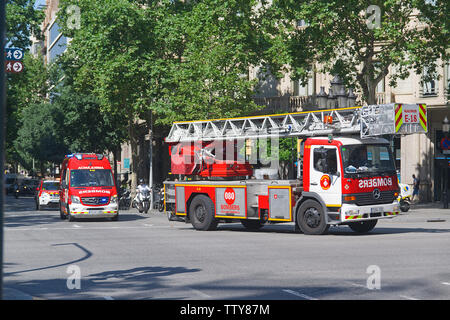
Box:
[348,220,378,234]
[189,194,218,231]
[296,199,329,235]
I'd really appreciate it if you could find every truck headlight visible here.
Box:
[71,196,81,204]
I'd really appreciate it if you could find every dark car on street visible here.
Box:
[14,179,39,198]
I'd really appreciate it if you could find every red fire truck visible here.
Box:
[164,104,427,234]
[59,153,119,221]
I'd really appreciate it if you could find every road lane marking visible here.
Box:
[103,296,114,300]
[73,224,81,228]
[399,295,420,300]
[442,282,450,286]
[188,288,211,299]
[350,282,367,288]
[282,289,319,300]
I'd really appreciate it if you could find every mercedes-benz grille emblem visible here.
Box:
[373,188,381,200]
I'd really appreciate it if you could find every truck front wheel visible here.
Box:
[348,220,378,234]
[189,195,218,231]
[296,199,329,235]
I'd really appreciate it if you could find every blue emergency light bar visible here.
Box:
[65,153,104,160]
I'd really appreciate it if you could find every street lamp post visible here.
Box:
[443,117,449,209]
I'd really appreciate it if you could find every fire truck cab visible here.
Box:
[59,153,119,221]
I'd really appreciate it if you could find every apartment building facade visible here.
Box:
[251,61,450,202]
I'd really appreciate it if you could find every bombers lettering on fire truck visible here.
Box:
[221,188,240,212]
[358,177,393,189]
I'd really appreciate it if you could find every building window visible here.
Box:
[49,35,67,63]
[445,62,450,100]
[421,67,438,97]
[49,21,62,47]
[293,73,314,96]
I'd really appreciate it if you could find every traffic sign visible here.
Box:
[5,61,24,73]
[5,48,24,61]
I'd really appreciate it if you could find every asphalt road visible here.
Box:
[3,195,450,300]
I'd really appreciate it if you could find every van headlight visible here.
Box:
[110,195,118,204]
[71,196,81,204]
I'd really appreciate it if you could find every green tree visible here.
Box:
[14,102,69,173]
[5,0,45,171]
[6,52,49,169]
[57,0,162,188]
[161,0,267,123]
[6,0,44,48]
[271,0,450,104]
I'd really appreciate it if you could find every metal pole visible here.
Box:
[0,0,7,300]
[148,112,153,210]
[444,165,449,209]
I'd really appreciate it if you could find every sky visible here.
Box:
[34,0,46,9]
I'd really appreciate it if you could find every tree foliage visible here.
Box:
[6,52,50,166]
[271,0,450,104]
[6,0,45,48]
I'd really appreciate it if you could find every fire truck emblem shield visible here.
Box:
[320,175,331,190]
[224,188,236,205]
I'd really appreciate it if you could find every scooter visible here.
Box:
[153,186,165,212]
[398,183,412,212]
[118,188,131,210]
[132,188,151,214]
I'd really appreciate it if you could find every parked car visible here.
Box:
[35,180,60,210]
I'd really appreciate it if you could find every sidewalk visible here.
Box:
[393,202,450,223]
[410,201,449,210]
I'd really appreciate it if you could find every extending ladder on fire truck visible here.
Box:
[165,104,427,143]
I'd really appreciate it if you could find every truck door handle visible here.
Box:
[311,182,318,185]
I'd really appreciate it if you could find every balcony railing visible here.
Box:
[253,92,388,113]
[253,95,315,113]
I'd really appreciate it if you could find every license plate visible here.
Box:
[371,207,383,214]
[88,210,103,214]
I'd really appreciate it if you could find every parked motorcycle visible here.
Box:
[118,188,131,210]
[132,188,151,214]
[152,185,164,212]
[398,183,412,212]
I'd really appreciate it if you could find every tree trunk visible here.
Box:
[129,120,139,197]
[366,80,377,105]
[112,147,119,188]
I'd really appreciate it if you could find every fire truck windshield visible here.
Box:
[70,169,114,187]
[341,144,396,177]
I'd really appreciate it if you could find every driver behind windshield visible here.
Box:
[347,147,369,171]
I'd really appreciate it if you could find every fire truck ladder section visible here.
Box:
[165,104,427,143]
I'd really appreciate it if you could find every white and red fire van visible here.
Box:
[59,153,119,221]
